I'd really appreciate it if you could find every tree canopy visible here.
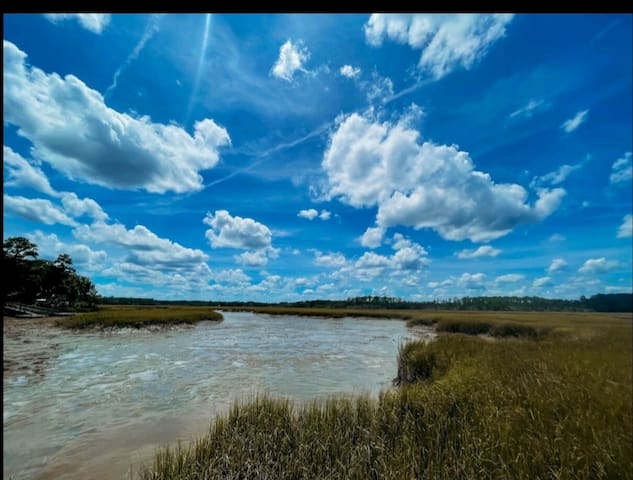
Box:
[2,236,99,309]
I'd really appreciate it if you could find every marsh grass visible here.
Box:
[234,307,621,341]
[224,305,417,320]
[55,306,223,329]
[138,311,632,479]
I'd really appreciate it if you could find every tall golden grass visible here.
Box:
[137,310,632,479]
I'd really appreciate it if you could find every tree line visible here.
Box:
[6,234,627,313]
[99,294,632,312]
[2,236,99,310]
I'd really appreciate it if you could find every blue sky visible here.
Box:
[3,13,632,301]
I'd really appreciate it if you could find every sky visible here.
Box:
[3,13,632,302]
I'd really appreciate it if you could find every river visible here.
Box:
[3,311,435,479]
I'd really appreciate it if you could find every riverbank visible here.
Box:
[3,315,61,381]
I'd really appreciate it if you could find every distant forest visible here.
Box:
[4,236,630,314]
[100,293,632,313]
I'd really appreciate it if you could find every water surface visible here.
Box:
[3,311,434,479]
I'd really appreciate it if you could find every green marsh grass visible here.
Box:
[55,306,223,329]
[138,311,632,479]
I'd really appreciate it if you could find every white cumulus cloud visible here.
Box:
[271,40,309,82]
[204,210,272,250]
[547,258,568,274]
[330,234,428,284]
[561,109,589,133]
[4,40,230,194]
[298,208,319,220]
[391,233,429,271]
[29,231,107,271]
[3,146,56,196]
[617,214,632,238]
[578,257,620,275]
[359,226,385,249]
[349,252,392,281]
[235,250,268,267]
[495,273,524,283]
[4,194,77,226]
[340,64,361,78]
[59,192,108,222]
[314,251,348,268]
[364,14,514,79]
[319,210,332,220]
[44,13,111,34]
[456,245,501,259]
[298,208,331,221]
[458,272,486,289]
[322,109,564,242]
[610,152,632,184]
[212,269,251,285]
[3,146,109,222]
[533,276,552,288]
[74,221,209,269]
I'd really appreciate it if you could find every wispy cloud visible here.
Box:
[495,273,524,283]
[456,245,501,259]
[509,98,548,119]
[610,152,632,185]
[531,161,585,188]
[206,122,330,188]
[105,14,161,99]
[561,109,589,133]
[44,13,111,34]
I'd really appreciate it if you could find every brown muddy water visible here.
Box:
[3,311,435,479]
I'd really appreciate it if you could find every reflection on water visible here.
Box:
[3,311,434,480]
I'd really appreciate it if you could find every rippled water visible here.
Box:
[3,311,434,480]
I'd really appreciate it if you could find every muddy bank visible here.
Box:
[3,316,64,381]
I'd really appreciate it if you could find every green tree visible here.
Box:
[2,237,39,302]
[3,236,38,261]
[3,237,99,310]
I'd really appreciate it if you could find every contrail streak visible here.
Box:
[184,14,212,127]
[205,122,331,188]
[104,15,161,99]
